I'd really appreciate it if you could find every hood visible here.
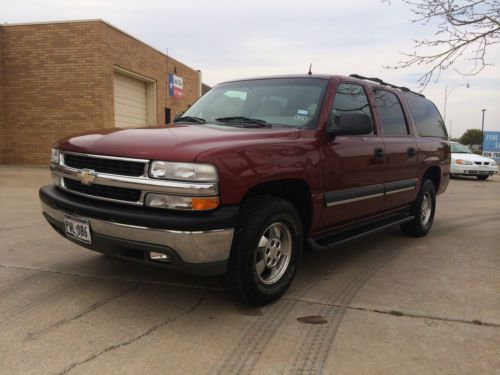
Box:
[56,124,300,162]
[451,152,495,163]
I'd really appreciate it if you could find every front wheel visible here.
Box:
[477,175,489,180]
[224,196,303,306]
[401,179,436,237]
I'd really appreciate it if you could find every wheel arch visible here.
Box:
[240,179,313,234]
[422,166,441,192]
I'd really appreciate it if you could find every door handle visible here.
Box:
[374,148,385,160]
[407,147,417,158]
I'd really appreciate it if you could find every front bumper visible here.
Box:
[450,164,498,176]
[40,185,238,275]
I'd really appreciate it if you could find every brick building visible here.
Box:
[0,20,205,165]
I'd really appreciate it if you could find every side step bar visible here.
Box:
[307,215,415,251]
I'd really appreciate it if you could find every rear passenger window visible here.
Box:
[330,83,373,133]
[403,93,447,138]
[374,90,409,136]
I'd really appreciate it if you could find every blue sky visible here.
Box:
[2,0,499,137]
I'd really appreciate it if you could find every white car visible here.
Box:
[450,142,498,180]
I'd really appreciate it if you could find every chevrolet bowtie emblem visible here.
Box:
[76,169,97,186]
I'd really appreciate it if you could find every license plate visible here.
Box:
[478,170,488,175]
[64,215,91,244]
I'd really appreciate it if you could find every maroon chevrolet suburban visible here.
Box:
[40,74,450,305]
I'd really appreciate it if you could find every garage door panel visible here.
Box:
[114,96,147,108]
[114,102,147,115]
[113,72,147,128]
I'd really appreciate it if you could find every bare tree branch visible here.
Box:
[383,0,500,88]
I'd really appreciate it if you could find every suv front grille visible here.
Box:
[63,178,141,202]
[63,153,146,177]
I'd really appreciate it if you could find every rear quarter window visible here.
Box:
[403,93,447,138]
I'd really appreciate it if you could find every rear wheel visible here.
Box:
[477,175,489,180]
[401,179,436,237]
[224,196,302,306]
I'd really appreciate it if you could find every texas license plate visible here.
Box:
[64,215,91,244]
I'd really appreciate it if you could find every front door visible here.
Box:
[320,82,386,230]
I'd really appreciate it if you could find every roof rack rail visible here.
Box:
[349,74,425,98]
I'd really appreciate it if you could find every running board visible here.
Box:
[307,215,415,251]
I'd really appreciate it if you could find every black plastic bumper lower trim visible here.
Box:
[39,184,239,231]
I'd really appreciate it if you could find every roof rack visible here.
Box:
[349,74,425,98]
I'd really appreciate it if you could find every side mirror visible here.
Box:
[329,113,373,136]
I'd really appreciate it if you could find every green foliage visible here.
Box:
[459,129,483,146]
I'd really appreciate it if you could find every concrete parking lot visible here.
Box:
[0,166,499,374]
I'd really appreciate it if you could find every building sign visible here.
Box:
[483,131,500,162]
[168,73,183,99]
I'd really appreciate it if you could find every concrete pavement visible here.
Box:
[0,166,498,374]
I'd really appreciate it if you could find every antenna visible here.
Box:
[307,63,312,76]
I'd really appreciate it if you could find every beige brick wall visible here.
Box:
[0,20,201,165]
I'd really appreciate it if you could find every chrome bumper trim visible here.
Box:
[41,202,234,264]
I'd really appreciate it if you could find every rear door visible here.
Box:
[320,82,386,229]
[373,89,418,210]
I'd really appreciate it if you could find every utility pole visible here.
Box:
[481,109,486,151]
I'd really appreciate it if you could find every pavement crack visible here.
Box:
[283,297,500,328]
[24,285,140,341]
[57,291,210,375]
[0,263,223,292]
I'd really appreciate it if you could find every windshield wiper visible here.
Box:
[215,116,272,128]
[174,116,206,124]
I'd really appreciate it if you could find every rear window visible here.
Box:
[403,93,447,138]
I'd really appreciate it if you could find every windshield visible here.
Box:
[181,78,328,128]
[451,142,473,154]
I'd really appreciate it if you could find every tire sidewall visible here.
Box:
[414,180,436,233]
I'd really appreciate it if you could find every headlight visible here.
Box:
[149,161,218,182]
[490,160,497,167]
[145,193,219,211]
[50,149,60,164]
[455,159,473,165]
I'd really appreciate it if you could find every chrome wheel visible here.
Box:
[255,222,292,285]
[421,192,432,225]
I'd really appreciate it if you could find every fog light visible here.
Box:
[149,251,171,262]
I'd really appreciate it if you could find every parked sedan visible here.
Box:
[450,142,498,180]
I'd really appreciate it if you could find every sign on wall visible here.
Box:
[483,131,500,162]
[168,73,183,99]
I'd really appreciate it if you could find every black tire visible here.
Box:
[477,175,489,180]
[224,196,303,306]
[401,179,436,237]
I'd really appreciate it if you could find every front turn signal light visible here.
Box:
[191,197,220,210]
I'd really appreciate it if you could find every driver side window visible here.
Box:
[329,83,373,133]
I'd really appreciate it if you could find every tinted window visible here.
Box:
[330,83,372,132]
[403,93,447,138]
[374,90,409,136]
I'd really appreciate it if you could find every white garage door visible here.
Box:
[113,72,147,128]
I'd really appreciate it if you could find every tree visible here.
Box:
[382,0,500,88]
[459,128,483,146]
